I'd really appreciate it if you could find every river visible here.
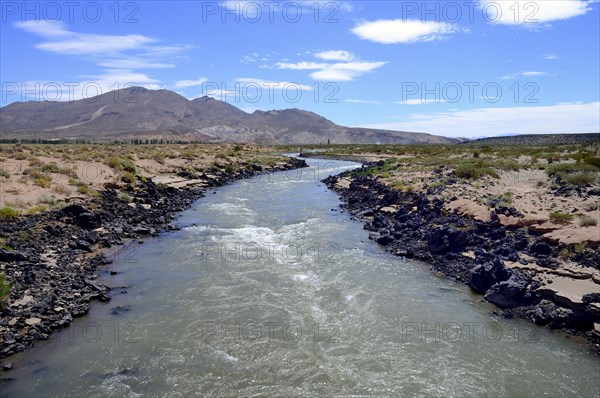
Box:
[3,157,599,397]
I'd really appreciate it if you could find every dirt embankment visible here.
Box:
[323,163,600,353]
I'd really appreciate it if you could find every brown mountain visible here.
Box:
[0,86,456,144]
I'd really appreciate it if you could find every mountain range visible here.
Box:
[0,87,457,145]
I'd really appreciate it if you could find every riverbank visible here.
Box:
[0,144,307,360]
[310,145,600,353]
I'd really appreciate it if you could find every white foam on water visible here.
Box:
[216,349,239,362]
[207,202,256,216]
[99,375,142,398]
[292,274,310,282]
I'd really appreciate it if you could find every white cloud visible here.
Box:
[99,59,175,69]
[16,20,193,94]
[235,78,313,91]
[478,0,593,25]
[275,61,329,70]
[16,20,70,37]
[174,78,209,88]
[91,70,159,84]
[16,21,155,56]
[360,102,600,137]
[314,50,354,61]
[310,61,387,81]
[351,19,464,44]
[544,54,559,60]
[501,71,549,79]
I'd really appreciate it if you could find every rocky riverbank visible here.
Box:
[323,164,600,353]
[0,157,307,360]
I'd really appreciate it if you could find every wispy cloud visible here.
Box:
[275,61,329,70]
[99,59,176,69]
[273,50,386,82]
[314,50,355,61]
[235,78,313,91]
[543,54,559,60]
[501,71,549,79]
[360,102,600,137]
[351,19,465,44]
[310,61,387,81]
[17,21,155,56]
[15,20,194,93]
[175,78,209,88]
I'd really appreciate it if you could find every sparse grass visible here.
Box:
[118,192,132,202]
[574,242,588,254]
[0,206,18,221]
[549,210,574,224]
[52,184,72,195]
[583,156,600,168]
[562,173,596,187]
[121,172,137,184]
[0,237,13,251]
[454,163,497,180]
[106,156,137,173]
[77,184,89,194]
[38,196,60,207]
[41,163,60,173]
[26,205,48,215]
[579,215,598,227]
[0,271,12,309]
[487,191,513,208]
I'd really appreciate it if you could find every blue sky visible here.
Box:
[1,0,599,137]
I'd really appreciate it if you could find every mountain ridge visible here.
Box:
[0,86,458,145]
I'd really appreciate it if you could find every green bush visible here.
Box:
[546,163,596,176]
[0,206,18,221]
[41,163,60,173]
[549,211,574,223]
[106,157,136,173]
[583,156,600,169]
[121,172,136,184]
[563,173,596,186]
[77,184,89,194]
[454,163,490,179]
[26,205,48,215]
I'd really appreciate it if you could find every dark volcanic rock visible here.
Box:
[469,259,512,294]
[484,273,531,308]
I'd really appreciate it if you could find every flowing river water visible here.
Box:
[3,157,599,397]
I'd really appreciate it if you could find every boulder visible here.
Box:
[0,249,27,262]
[484,273,531,308]
[469,259,511,293]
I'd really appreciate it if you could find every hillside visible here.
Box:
[0,87,456,145]
[465,133,600,146]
